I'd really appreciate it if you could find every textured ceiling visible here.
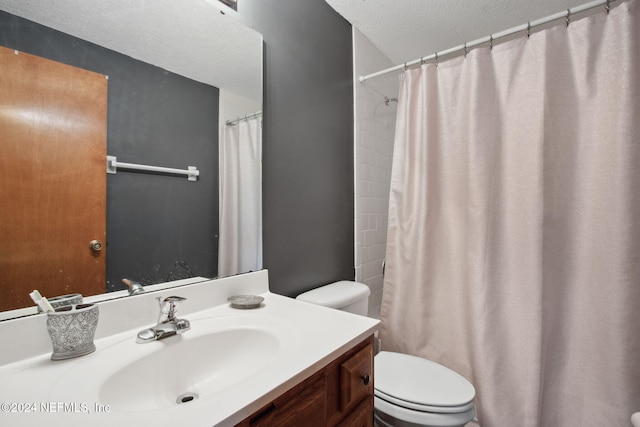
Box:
[0,0,262,101]
[326,0,590,65]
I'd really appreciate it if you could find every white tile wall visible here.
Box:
[353,29,398,319]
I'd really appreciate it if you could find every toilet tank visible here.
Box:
[296,281,370,316]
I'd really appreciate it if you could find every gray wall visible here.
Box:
[0,11,219,291]
[239,0,355,296]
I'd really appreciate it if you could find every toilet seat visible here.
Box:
[373,396,476,427]
[374,395,477,427]
[375,388,475,414]
[374,351,475,414]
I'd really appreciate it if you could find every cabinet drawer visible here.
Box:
[245,373,326,427]
[339,343,373,411]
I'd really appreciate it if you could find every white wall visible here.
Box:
[353,28,398,319]
[219,89,261,130]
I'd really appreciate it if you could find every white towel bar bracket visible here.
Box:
[106,155,199,181]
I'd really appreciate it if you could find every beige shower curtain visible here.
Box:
[380,1,640,426]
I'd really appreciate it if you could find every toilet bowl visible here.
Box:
[296,281,477,427]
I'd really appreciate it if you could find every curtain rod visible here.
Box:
[359,0,617,83]
[226,110,262,126]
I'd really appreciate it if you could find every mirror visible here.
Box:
[0,0,262,319]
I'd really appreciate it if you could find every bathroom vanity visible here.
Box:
[0,270,379,426]
[236,336,374,426]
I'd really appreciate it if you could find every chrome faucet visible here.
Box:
[123,278,145,296]
[136,296,191,344]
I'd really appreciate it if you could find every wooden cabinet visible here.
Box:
[239,373,326,427]
[236,335,374,427]
[336,398,374,427]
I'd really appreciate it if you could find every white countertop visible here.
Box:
[0,271,379,427]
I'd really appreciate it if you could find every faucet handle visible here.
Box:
[157,296,187,321]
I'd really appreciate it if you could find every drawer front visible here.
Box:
[339,343,373,411]
[246,373,326,427]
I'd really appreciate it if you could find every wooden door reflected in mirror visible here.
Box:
[0,46,107,311]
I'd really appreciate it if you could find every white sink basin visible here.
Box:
[51,314,294,413]
[101,327,279,412]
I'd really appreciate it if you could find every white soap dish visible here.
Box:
[228,295,264,309]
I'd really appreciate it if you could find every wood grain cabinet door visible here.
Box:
[339,343,374,411]
[336,398,373,427]
[0,46,108,311]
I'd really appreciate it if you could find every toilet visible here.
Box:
[296,281,477,427]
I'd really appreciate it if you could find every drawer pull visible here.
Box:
[361,374,370,385]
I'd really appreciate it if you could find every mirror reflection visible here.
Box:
[0,0,263,318]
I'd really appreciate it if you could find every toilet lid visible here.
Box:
[374,352,475,410]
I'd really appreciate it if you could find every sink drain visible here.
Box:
[176,392,199,404]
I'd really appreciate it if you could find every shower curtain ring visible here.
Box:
[420,56,425,65]
[489,34,493,50]
[527,22,531,39]
[566,9,571,27]
[435,52,438,67]
[463,43,467,57]
[605,0,611,14]
[404,62,408,71]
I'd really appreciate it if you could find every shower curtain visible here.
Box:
[380,1,640,426]
[218,116,262,277]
